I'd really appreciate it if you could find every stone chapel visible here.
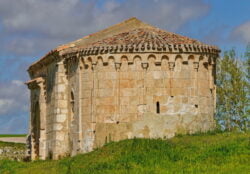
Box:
[26,17,220,160]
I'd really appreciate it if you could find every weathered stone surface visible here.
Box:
[55,114,67,123]
[53,124,63,131]
[26,17,219,160]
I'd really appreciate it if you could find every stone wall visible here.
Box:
[27,52,217,160]
[0,144,26,161]
[75,53,216,150]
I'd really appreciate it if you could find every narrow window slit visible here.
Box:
[156,102,160,114]
[70,91,75,114]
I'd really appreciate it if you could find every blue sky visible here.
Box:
[0,0,249,134]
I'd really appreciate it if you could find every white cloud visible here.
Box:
[0,80,29,115]
[0,99,15,115]
[0,0,210,56]
[0,80,29,133]
[12,80,24,86]
[231,21,250,43]
[0,114,28,134]
[0,0,210,133]
[95,0,210,32]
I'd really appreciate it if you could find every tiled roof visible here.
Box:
[89,28,203,48]
[28,17,220,71]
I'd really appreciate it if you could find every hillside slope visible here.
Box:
[0,132,249,174]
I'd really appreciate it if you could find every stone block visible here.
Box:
[120,88,137,97]
[146,95,153,105]
[153,95,168,103]
[55,93,66,100]
[198,88,209,97]
[53,123,63,131]
[98,88,115,97]
[198,71,208,80]
[188,88,197,97]
[82,81,93,90]
[57,84,66,92]
[96,105,116,114]
[57,100,68,108]
[198,80,208,89]
[182,97,188,104]
[154,79,165,88]
[120,105,137,114]
[55,132,65,141]
[120,80,135,88]
[82,113,92,123]
[145,79,155,87]
[55,114,66,123]
[136,79,144,88]
[120,96,130,105]
[105,72,117,79]
[137,104,147,114]
[120,72,133,80]
[172,88,185,96]
[119,113,137,122]
[129,96,140,105]
[54,108,61,114]
[161,105,169,113]
[172,79,182,88]
[147,87,169,96]
[152,71,163,79]
[96,113,109,123]
[172,96,182,104]
[82,98,91,106]
[98,80,115,89]
[82,90,92,99]
[95,97,116,105]
[61,109,68,114]
[81,73,92,83]
[182,79,193,88]
[82,106,92,114]
[104,115,116,123]
[180,71,191,79]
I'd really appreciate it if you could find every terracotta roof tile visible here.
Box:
[28,17,219,71]
[88,28,203,48]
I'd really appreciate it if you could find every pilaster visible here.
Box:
[53,61,69,159]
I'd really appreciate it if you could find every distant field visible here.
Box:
[0,141,26,149]
[0,131,249,174]
[0,134,26,138]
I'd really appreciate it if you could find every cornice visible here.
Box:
[28,43,220,73]
[61,43,220,58]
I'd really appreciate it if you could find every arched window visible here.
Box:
[175,57,182,71]
[156,102,160,114]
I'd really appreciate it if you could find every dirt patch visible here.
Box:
[0,137,26,144]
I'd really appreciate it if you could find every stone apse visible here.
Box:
[26,18,220,160]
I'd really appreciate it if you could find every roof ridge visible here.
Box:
[57,17,153,51]
[28,17,220,71]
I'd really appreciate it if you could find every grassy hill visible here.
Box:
[0,131,249,174]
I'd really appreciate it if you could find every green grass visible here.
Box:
[0,131,249,174]
[0,141,26,149]
[0,134,26,138]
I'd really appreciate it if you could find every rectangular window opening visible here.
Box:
[156,102,160,114]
